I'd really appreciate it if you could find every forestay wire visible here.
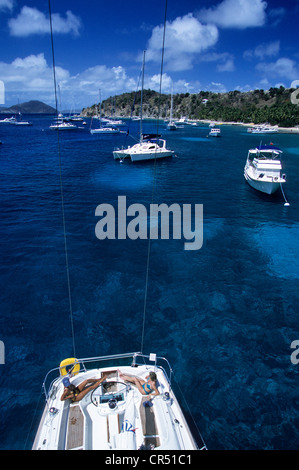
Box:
[140,0,168,354]
[48,0,76,358]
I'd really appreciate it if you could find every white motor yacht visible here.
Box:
[209,127,221,137]
[32,352,203,451]
[244,145,286,194]
[90,126,120,135]
[247,124,278,134]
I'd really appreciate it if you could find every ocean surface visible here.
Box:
[0,115,299,450]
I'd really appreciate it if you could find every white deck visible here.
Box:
[33,361,199,451]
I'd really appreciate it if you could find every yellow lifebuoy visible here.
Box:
[59,357,80,377]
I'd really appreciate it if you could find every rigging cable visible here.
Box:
[280,182,290,206]
[48,0,76,358]
[140,0,168,354]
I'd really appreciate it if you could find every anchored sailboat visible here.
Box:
[113,51,174,162]
[167,82,177,131]
[90,89,120,135]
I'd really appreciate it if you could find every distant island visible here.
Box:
[82,86,299,128]
[0,100,56,114]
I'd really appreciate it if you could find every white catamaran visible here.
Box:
[113,51,174,162]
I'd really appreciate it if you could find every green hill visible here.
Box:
[82,86,299,128]
[0,100,56,114]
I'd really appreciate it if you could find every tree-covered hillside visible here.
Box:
[82,86,299,128]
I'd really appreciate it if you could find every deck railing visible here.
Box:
[42,351,173,403]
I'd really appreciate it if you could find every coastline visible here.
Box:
[197,119,299,134]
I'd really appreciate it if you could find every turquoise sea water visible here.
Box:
[0,117,299,449]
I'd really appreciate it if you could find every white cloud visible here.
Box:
[8,6,81,37]
[244,40,280,60]
[256,58,299,80]
[146,13,219,71]
[0,0,14,11]
[0,53,140,107]
[197,0,268,29]
[199,52,235,72]
[0,50,208,108]
[217,58,235,72]
[207,82,227,93]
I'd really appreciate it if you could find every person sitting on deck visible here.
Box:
[118,370,160,398]
[60,374,108,403]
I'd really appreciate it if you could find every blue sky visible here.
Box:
[0,0,298,110]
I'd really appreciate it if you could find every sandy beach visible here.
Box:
[198,119,299,134]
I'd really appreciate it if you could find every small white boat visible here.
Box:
[247,124,278,134]
[14,120,32,126]
[90,126,120,135]
[14,114,32,126]
[167,122,177,130]
[32,352,203,451]
[167,83,177,131]
[68,115,84,122]
[50,114,77,130]
[209,127,221,137]
[244,145,286,195]
[90,91,122,135]
[105,119,126,127]
[174,117,188,125]
[0,116,17,124]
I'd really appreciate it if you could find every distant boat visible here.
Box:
[105,118,126,127]
[174,117,187,125]
[50,113,77,130]
[167,83,177,131]
[209,127,221,137]
[247,124,278,134]
[0,116,17,124]
[113,51,174,162]
[90,91,121,135]
[0,113,32,126]
[14,113,32,126]
[244,145,286,195]
[67,115,84,122]
[90,126,120,135]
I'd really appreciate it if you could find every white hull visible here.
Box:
[114,150,173,162]
[247,125,278,134]
[50,123,77,130]
[90,128,120,135]
[209,128,221,137]
[113,139,174,162]
[244,168,281,194]
[32,353,201,451]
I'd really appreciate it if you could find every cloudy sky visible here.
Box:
[0,0,298,110]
